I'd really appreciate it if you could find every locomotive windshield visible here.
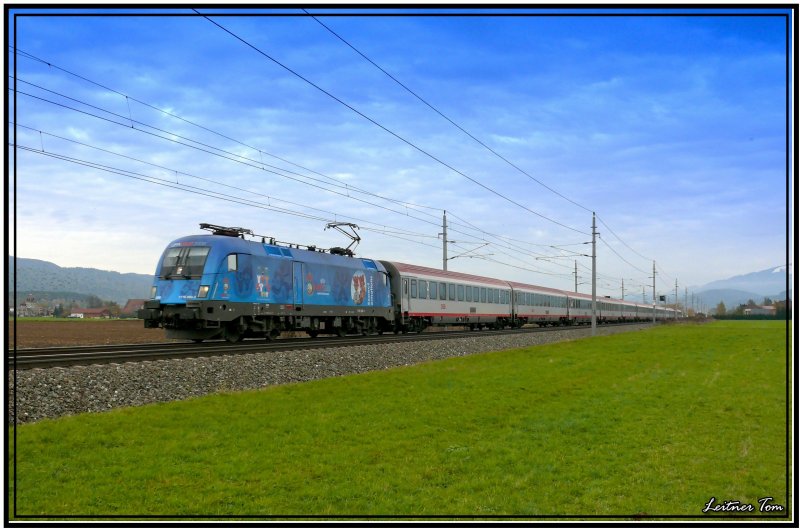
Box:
[160,246,210,279]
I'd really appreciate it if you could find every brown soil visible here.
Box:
[6,319,481,349]
[8,319,321,348]
[8,319,172,348]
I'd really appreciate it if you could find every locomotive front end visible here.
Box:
[139,238,220,341]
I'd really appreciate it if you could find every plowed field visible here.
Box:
[8,319,171,348]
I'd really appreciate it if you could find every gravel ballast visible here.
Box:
[9,324,652,424]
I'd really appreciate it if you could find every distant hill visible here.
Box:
[692,265,790,313]
[8,257,153,305]
[694,289,773,312]
[697,265,789,299]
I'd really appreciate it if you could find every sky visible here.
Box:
[5,5,793,304]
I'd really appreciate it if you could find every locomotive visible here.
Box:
[139,224,394,342]
[139,223,680,342]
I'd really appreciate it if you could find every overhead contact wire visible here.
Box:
[303,9,593,215]
[193,9,588,236]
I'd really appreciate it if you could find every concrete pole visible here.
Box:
[592,211,597,336]
[652,261,657,324]
[442,210,448,271]
[574,260,578,292]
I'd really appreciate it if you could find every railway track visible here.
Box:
[8,322,650,369]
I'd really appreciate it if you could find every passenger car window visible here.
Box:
[429,281,437,300]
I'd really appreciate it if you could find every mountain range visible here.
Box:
[692,265,789,311]
[8,256,153,305]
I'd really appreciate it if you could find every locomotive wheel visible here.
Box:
[307,330,319,339]
[224,326,243,344]
[336,328,347,338]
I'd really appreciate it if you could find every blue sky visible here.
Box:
[6,6,792,303]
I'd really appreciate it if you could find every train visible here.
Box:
[139,223,682,342]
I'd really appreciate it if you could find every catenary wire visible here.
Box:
[12,73,577,262]
[14,143,447,252]
[302,9,594,215]
[15,146,592,272]
[10,51,598,263]
[290,21,671,278]
[12,85,485,240]
[193,10,589,236]
[11,47,444,218]
[12,47,655,283]
[12,84,591,267]
[13,122,445,242]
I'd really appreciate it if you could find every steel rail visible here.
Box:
[8,322,650,370]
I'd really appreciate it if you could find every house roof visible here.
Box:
[121,299,147,314]
[74,308,110,316]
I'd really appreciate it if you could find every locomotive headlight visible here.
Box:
[197,285,210,298]
[150,286,157,299]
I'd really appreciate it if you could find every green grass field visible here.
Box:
[9,321,789,519]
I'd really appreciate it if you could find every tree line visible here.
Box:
[714,298,791,320]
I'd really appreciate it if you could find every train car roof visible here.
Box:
[505,281,570,296]
[381,261,509,287]
[568,290,642,305]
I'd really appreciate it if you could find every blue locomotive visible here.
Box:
[139,224,394,342]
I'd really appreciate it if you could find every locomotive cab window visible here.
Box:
[160,246,210,279]
[227,254,238,272]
